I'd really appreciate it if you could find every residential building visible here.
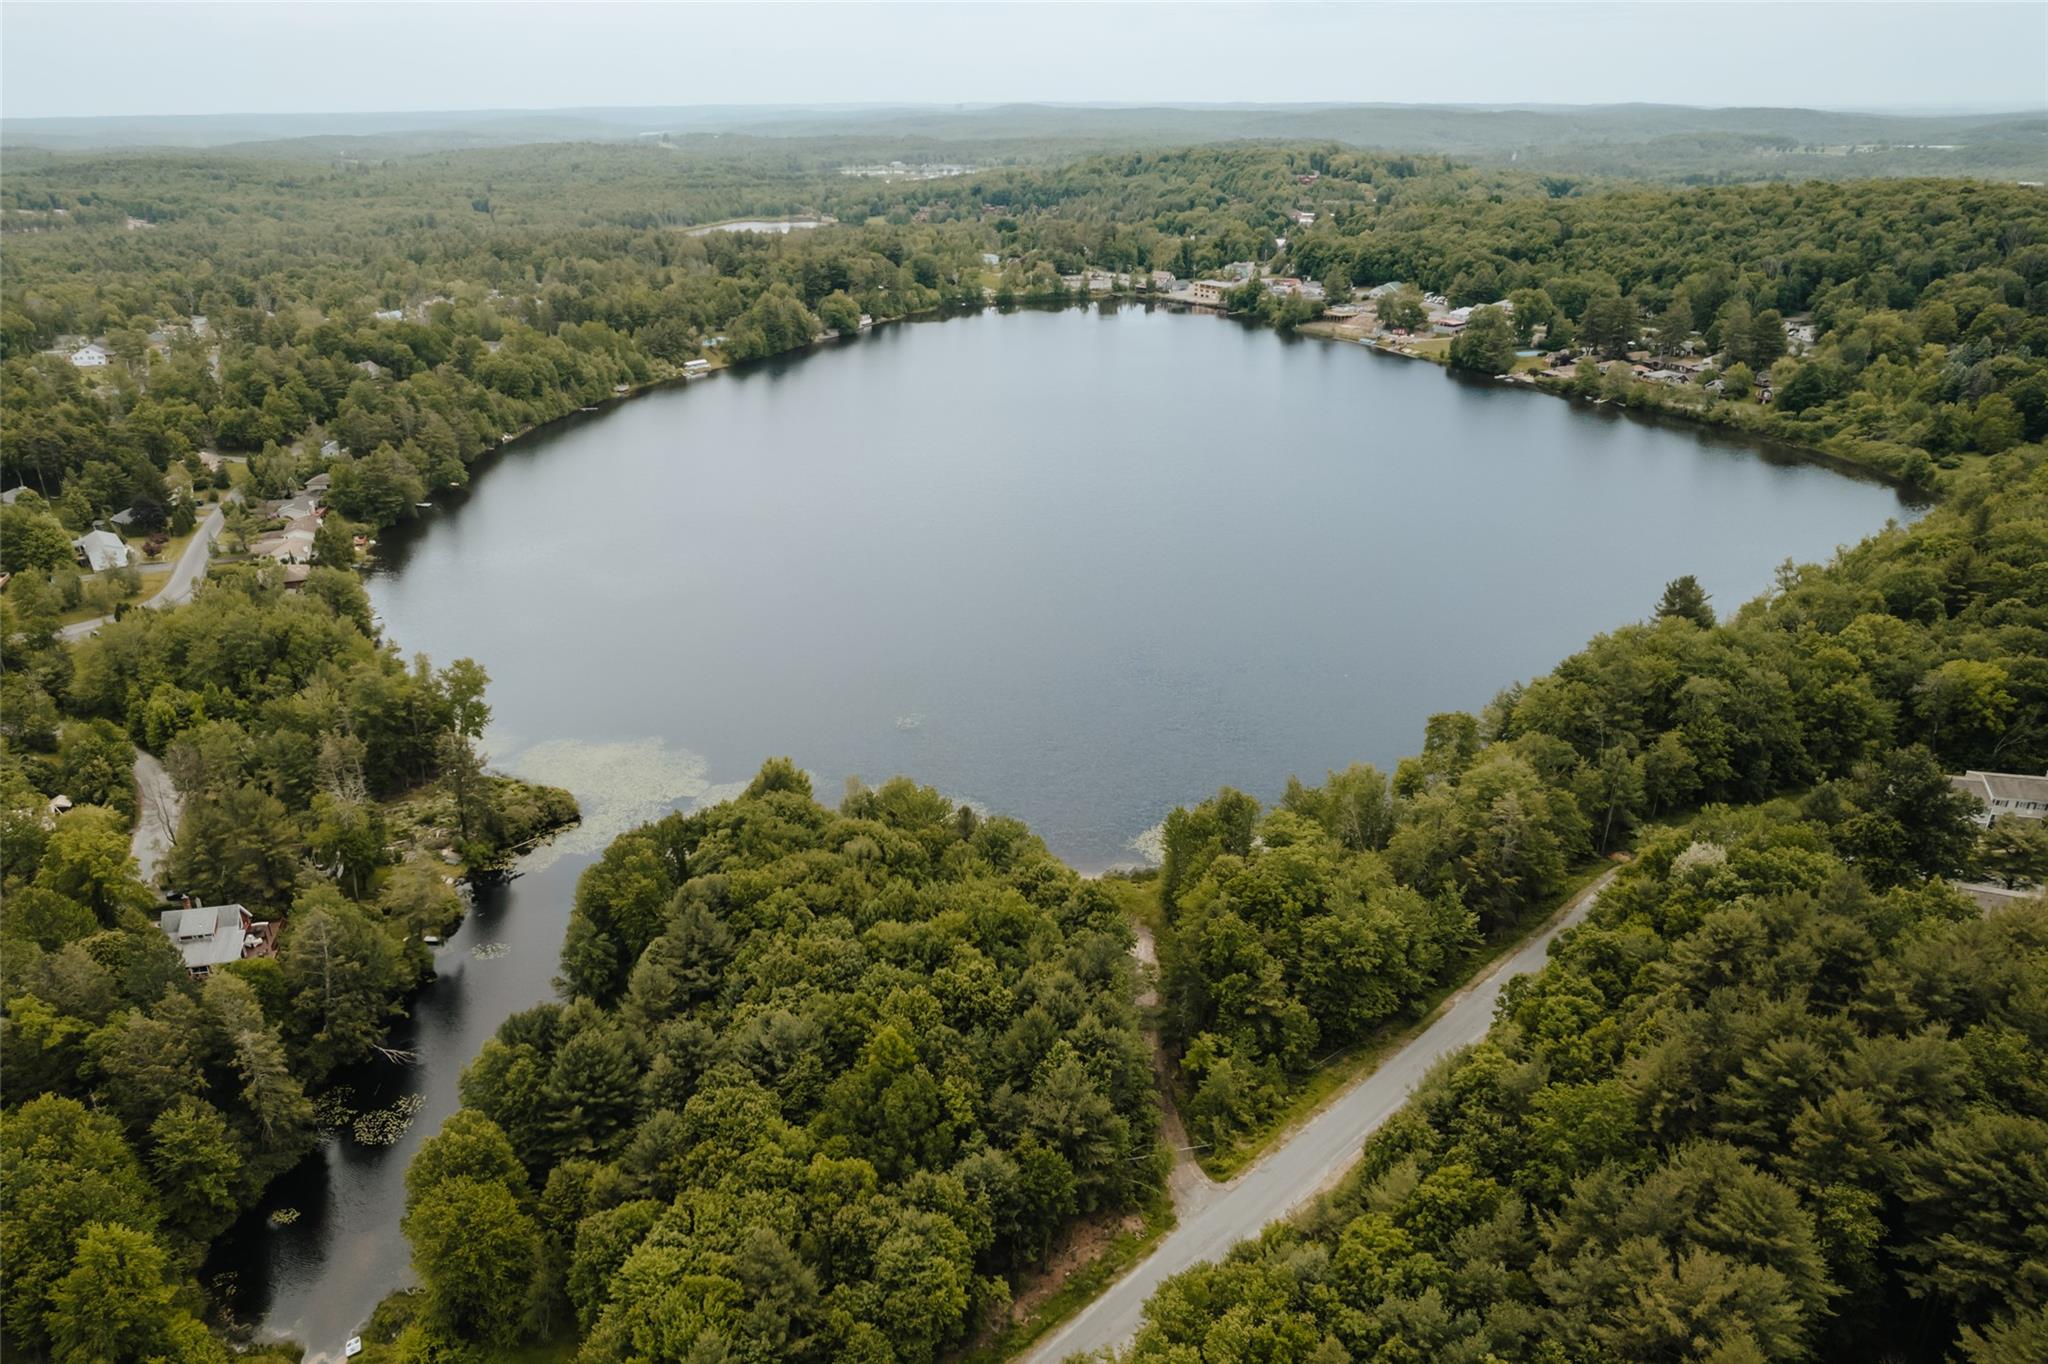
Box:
[1188,280,1229,306]
[73,529,130,572]
[158,902,276,977]
[69,343,110,367]
[683,358,712,375]
[373,308,404,322]
[1948,770,2048,824]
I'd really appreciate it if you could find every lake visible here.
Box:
[684,217,829,235]
[212,303,1919,1356]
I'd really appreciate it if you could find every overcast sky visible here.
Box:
[3,2,2043,121]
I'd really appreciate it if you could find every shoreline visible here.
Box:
[438,295,1926,543]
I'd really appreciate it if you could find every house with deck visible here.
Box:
[158,902,277,977]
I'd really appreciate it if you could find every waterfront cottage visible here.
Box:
[158,902,276,977]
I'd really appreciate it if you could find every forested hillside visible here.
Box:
[1,135,2044,1364]
[1126,812,2047,1363]
[1150,442,2048,1158]
[388,762,1161,1361]
[4,144,2043,521]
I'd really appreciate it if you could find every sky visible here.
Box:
[2,1,2044,121]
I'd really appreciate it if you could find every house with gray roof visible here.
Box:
[73,529,130,572]
[158,902,276,976]
[1948,770,2048,825]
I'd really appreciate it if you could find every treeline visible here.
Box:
[385,760,1161,1361]
[1151,445,2048,1156]
[10,144,2042,543]
[1126,807,2047,1363]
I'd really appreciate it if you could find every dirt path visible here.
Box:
[1128,919,1215,1217]
[130,749,179,888]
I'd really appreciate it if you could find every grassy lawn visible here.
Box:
[1188,857,1616,1183]
[32,567,171,628]
[134,525,201,574]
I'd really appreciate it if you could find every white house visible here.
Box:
[69,343,110,368]
[73,529,130,572]
[373,308,404,322]
[1949,771,2048,824]
[682,358,712,375]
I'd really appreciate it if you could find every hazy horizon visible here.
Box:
[5,2,2045,122]
[7,97,2045,129]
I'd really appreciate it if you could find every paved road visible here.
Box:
[1025,870,1617,1363]
[130,749,179,888]
[59,502,227,642]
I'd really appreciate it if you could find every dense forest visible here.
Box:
[1,133,2045,1364]
[1126,811,2046,1364]
[387,762,1161,1361]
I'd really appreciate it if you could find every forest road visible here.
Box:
[1024,867,1619,1363]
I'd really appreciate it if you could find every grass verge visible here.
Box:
[952,1192,1178,1364]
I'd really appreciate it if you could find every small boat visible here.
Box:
[422,934,441,946]
[414,501,432,509]
[344,1337,364,1358]
[579,405,599,412]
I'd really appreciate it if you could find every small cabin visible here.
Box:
[158,901,277,977]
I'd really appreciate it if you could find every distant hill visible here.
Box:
[5,102,2043,181]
